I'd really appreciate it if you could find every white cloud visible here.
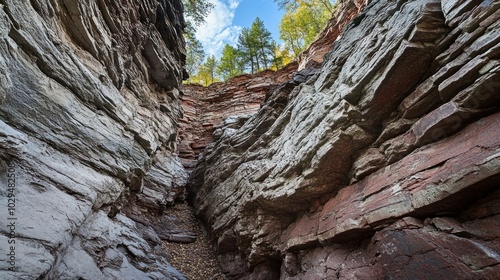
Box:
[228,0,240,10]
[195,0,242,58]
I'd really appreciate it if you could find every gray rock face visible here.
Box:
[0,0,188,279]
[190,0,500,279]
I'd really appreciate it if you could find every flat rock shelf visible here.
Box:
[162,203,224,280]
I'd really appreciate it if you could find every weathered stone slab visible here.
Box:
[282,112,500,251]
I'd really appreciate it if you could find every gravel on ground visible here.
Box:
[162,202,224,280]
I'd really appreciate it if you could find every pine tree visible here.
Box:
[251,17,273,70]
[205,55,218,84]
[217,44,243,80]
[238,27,258,74]
[238,18,276,74]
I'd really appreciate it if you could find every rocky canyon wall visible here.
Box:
[179,63,298,170]
[179,0,365,171]
[0,0,189,279]
[178,0,366,172]
[190,0,500,279]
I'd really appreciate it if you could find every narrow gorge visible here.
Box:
[1,0,499,280]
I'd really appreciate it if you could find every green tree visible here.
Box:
[251,17,273,69]
[196,63,211,86]
[270,42,293,70]
[278,0,334,57]
[183,0,214,28]
[182,0,213,83]
[205,55,219,84]
[279,14,304,57]
[237,27,258,73]
[217,44,243,80]
[275,0,335,13]
[184,30,205,83]
[238,18,276,74]
[189,55,220,86]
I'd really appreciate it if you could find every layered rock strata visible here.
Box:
[298,0,366,70]
[179,0,367,172]
[0,0,190,278]
[179,62,298,170]
[190,0,500,279]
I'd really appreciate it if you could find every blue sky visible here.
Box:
[194,0,284,58]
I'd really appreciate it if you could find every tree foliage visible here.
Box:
[237,17,278,74]
[275,0,335,13]
[270,42,293,70]
[187,55,221,86]
[278,0,334,57]
[204,55,218,85]
[186,17,293,85]
[237,27,258,73]
[183,0,214,28]
[252,18,274,69]
[182,0,212,83]
[182,0,337,85]
[217,44,243,80]
[184,30,205,83]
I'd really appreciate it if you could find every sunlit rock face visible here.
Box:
[190,0,500,279]
[0,0,189,278]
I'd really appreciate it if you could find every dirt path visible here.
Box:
[162,202,224,280]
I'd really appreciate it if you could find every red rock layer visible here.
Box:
[298,0,366,70]
[178,62,298,170]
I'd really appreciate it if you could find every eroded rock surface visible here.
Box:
[298,0,366,70]
[179,63,298,170]
[190,0,500,279]
[0,0,189,279]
